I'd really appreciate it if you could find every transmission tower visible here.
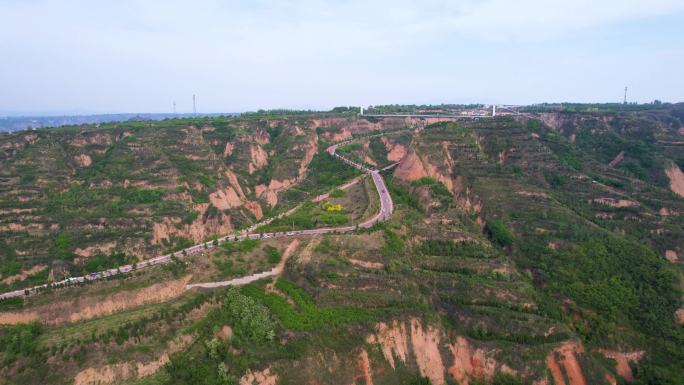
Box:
[192,94,197,115]
[173,101,176,114]
[623,86,628,104]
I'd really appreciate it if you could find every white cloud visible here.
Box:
[0,0,681,112]
[444,0,684,41]
[3,1,682,52]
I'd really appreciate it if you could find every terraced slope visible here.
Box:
[0,106,682,385]
[0,115,439,292]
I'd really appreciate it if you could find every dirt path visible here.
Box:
[187,239,300,290]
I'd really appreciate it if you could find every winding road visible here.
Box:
[0,135,396,299]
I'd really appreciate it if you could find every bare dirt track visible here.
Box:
[186,239,299,290]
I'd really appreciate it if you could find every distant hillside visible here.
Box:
[0,113,238,132]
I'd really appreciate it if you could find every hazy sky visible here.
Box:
[1,0,683,115]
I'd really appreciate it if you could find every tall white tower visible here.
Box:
[492,105,496,117]
[360,105,364,115]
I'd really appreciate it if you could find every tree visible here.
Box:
[223,287,275,342]
[485,220,513,247]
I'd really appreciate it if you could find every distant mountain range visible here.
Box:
[0,113,238,132]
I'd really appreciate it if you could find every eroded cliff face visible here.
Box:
[360,318,594,385]
[314,116,457,143]
[382,136,408,162]
[247,144,269,174]
[394,151,453,192]
[252,130,319,208]
[152,203,234,246]
[597,350,644,383]
[537,112,615,134]
[393,141,483,219]
[0,275,192,326]
[665,162,684,197]
[209,168,264,220]
[73,334,195,385]
[210,120,322,211]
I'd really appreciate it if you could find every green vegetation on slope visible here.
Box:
[243,279,373,331]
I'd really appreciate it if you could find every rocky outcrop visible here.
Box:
[366,318,510,385]
[225,169,246,197]
[537,113,613,134]
[597,350,644,382]
[239,367,278,385]
[153,203,233,245]
[209,169,263,219]
[394,151,453,192]
[537,113,572,131]
[74,153,92,167]
[365,324,609,385]
[248,130,317,208]
[255,184,278,207]
[394,152,430,181]
[368,320,409,369]
[297,135,319,178]
[350,350,374,385]
[315,116,459,143]
[256,178,295,208]
[73,335,194,385]
[676,308,684,324]
[665,162,684,197]
[69,132,114,148]
[243,201,263,220]
[665,250,678,262]
[247,144,269,174]
[74,241,117,259]
[332,128,353,142]
[74,363,133,385]
[411,319,447,385]
[223,142,234,157]
[382,136,408,162]
[210,187,243,210]
[394,147,487,219]
[546,342,586,385]
[448,336,503,385]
